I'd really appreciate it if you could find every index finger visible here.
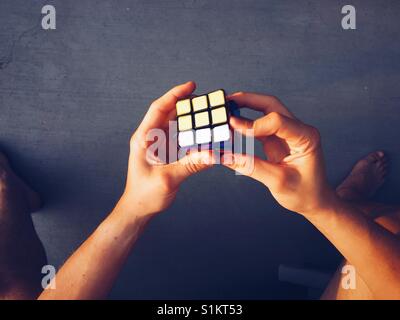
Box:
[227,92,295,119]
[137,81,196,136]
[230,112,317,149]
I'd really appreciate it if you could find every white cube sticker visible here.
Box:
[196,128,212,144]
[178,130,194,147]
[213,124,230,143]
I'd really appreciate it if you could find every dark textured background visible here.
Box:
[1,0,399,299]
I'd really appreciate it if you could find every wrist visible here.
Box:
[115,193,159,221]
[301,195,368,238]
[299,187,342,219]
[94,197,154,252]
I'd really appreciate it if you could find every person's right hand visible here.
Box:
[222,92,337,216]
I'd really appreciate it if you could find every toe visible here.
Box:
[379,157,389,171]
[366,151,386,165]
[377,160,385,169]
[366,152,381,163]
[378,165,388,181]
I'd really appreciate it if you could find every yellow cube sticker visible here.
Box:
[178,115,192,131]
[194,111,210,128]
[208,90,225,107]
[211,107,227,125]
[176,99,191,116]
[192,95,208,112]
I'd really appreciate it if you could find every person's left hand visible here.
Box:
[120,82,215,218]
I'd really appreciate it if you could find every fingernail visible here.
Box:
[229,117,239,126]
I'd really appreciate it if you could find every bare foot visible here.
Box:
[336,151,388,201]
[0,152,42,213]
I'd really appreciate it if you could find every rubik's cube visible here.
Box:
[176,89,231,148]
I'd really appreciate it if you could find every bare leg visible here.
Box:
[322,151,400,300]
[0,152,47,299]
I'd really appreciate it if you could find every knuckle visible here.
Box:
[130,132,142,151]
[308,125,321,144]
[185,156,201,174]
[149,100,160,111]
[129,133,138,148]
[268,111,282,125]
[186,164,198,175]
[233,155,247,170]
[268,95,280,104]
[235,91,246,97]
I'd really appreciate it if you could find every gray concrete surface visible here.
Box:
[1,0,399,299]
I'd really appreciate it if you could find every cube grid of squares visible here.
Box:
[176,89,231,147]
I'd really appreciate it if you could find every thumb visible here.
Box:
[166,150,216,185]
[221,152,282,188]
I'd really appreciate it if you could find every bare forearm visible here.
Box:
[307,198,400,299]
[39,198,153,300]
